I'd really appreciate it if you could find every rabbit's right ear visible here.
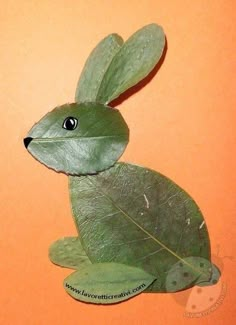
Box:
[96,24,165,105]
[75,34,123,103]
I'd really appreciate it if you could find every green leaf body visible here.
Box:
[96,24,165,104]
[26,102,129,175]
[49,237,91,269]
[63,262,156,304]
[75,34,123,103]
[69,163,211,292]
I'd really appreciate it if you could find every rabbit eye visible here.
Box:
[63,117,78,130]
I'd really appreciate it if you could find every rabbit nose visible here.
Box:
[24,137,33,148]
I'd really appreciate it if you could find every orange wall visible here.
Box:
[0,1,235,324]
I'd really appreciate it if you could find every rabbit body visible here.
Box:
[24,24,220,303]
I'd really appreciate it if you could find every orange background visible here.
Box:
[0,1,235,324]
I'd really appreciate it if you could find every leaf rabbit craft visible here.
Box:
[24,24,220,304]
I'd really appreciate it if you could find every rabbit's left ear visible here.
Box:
[75,34,123,103]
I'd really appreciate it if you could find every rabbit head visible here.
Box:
[24,24,165,175]
[24,102,128,175]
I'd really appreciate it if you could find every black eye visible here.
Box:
[62,117,78,130]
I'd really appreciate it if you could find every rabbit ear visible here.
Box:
[75,34,123,103]
[96,24,165,104]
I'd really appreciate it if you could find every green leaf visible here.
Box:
[96,24,165,104]
[26,102,129,175]
[49,237,92,269]
[69,162,212,293]
[63,262,156,304]
[75,34,123,103]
